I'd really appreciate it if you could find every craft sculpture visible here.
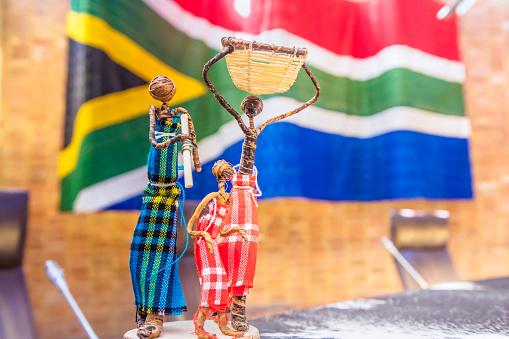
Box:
[129,75,201,339]
[203,37,321,331]
[187,160,249,339]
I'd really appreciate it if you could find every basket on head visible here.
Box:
[222,37,308,95]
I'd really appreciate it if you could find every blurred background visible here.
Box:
[1,0,509,338]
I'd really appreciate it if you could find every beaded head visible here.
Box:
[241,96,263,118]
[212,160,233,182]
[149,75,176,102]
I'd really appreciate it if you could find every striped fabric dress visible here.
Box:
[129,115,187,316]
[194,199,229,312]
[217,173,259,296]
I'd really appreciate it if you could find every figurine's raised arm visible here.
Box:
[257,63,321,134]
[203,46,249,134]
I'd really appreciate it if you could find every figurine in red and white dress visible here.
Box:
[203,37,320,332]
[188,160,247,339]
[217,170,259,299]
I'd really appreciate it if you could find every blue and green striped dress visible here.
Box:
[129,115,187,315]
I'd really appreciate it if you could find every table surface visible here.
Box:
[124,321,259,339]
[250,277,509,339]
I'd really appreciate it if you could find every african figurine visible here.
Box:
[203,37,321,331]
[187,160,248,339]
[129,75,201,339]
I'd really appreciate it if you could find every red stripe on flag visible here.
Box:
[171,0,459,61]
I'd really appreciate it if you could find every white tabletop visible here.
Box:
[124,320,259,339]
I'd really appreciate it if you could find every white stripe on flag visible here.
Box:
[197,97,471,166]
[73,166,147,212]
[143,0,465,83]
[73,97,470,212]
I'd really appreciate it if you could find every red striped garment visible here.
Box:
[194,199,229,312]
[217,173,259,296]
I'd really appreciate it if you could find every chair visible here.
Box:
[385,209,459,290]
[0,190,38,339]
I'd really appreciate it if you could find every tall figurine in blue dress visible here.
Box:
[129,75,201,339]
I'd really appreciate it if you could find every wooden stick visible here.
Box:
[221,37,308,56]
[180,114,194,188]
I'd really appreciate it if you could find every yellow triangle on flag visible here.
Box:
[59,11,206,178]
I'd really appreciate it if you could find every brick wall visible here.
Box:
[1,0,508,337]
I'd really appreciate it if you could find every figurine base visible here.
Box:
[124,320,260,339]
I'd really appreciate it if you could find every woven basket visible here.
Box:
[222,38,307,95]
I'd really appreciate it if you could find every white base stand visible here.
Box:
[124,320,260,339]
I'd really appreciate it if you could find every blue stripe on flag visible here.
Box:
[107,197,143,210]
[105,122,472,210]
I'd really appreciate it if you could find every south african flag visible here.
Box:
[60,0,472,211]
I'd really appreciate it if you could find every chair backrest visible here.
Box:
[0,190,29,269]
[390,209,459,290]
[0,190,37,339]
